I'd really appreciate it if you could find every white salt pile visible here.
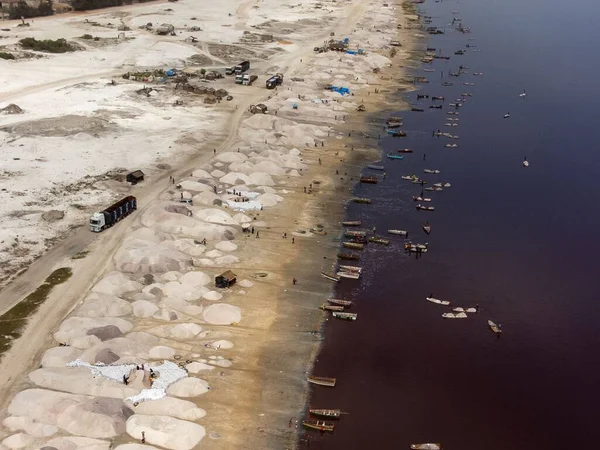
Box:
[203,304,241,325]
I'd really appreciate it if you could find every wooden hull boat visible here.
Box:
[426,297,450,306]
[360,176,378,184]
[424,169,440,174]
[412,107,424,112]
[338,253,359,261]
[344,230,367,237]
[332,312,357,321]
[337,270,360,280]
[388,229,408,236]
[488,320,502,333]
[309,409,341,419]
[401,175,417,181]
[429,105,443,109]
[321,303,345,312]
[453,307,477,313]
[411,179,426,185]
[397,148,413,153]
[387,154,404,160]
[387,129,407,137]
[367,164,385,171]
[342,220,361,226]
[386,117,403,126]
[338,265,362,274]
[423,225,431,234]
[413,196,432,202]
[416,205,435,211]
[320,272,340,282]
[368,236,390,245]
[352,197,372,204]
[411,444,441,450]
[343,242,364,250]
[328,298,353,307]
[303,420,334,432]
[443,312,468,319]
[307,376,336,387]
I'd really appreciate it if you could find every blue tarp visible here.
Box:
[330,86,350,95]
[166,69,177,77]
[346,50,357,55]
[344,37,350,44]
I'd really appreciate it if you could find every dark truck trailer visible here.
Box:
[266,73,283,89]
[126,170,144,184]
[234,60,250,74]
[90,196,137,232]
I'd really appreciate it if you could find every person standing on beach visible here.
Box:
[293,277,297,285]
[292,237,295,244]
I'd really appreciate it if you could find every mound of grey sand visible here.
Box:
[256,193,283,206]
[94,348,120,365]
[41,346,82,368]
[210,169,226,178]
[238,279,254,288]
[132,300,159,318]
[126,415,205,450]
[54,318,133,348]
[185,362,214,374]
[194,209,238,226]
[179,271,211,287]
[114,239,192,274]
[74,293,132,318]
[152,308,179,322]
[166,377,209,397]
[203,304,241,325]
[192,191,222,206]
[75,337,150,365]
[191,169,212,179]
[165,239,206,257]
[44,436,110,450]
[42,210,65,223]
[232,212,252,223]
[141,205,236,241]
[3,416,57,438]
[214,255,239,265]
[130,397,205,421]
[169,323,203,339]
[211,340,233,349]
[92,272,142,296]
[148,346,175,359]
[2,432,35,449]
[8,389,133,439]
[204,249,222,258]
[87,325,123,341]
[28,367,138,399]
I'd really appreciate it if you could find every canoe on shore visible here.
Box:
[337,270,360,280]
[387,129,407,137]
[321,303,345,312]
[307,376,336,387]
[343,242,364,250]
[342,220,361,226]
[352,197,372,204]
[344,230,367,237]
[411,444,441,450]
[338,265,362,274]
[332,312,358,321]
[328,298,353,307]
[320,272,340,282]
[388,229,408,236]
[303,420,335,432]
[488,320,502,333]
[337,252,359,261]
[309,409,341,419]
[360,176,378,184]
[368,236,390,245]
[426,296,450,306]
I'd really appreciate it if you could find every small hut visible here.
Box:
[126,170,144,184]
[215,270,236,288]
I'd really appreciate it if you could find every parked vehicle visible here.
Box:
[89,196,137,232]
[234,60,250,74]
[266,73,283,89]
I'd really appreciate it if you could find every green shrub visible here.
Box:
[81,34,93,39]
[19,37,76,53]
[72,0,123,11]
[8,0,53,20]
[0,52,15,60]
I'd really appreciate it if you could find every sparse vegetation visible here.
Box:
[0,52,15,60]
[19,37,76,53]
[0,267,72,355]
[71,250,89,260]
[8,0,54,20]
[81,34,94,39]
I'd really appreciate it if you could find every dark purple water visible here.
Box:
[307,0,600,448]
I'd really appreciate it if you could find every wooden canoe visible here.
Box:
[388,229,408,236]
[397,148,414,153]
[352,197,372,204]
[321,303,345,312]
[310,409,341,419]
[368,236,390,245]
[367,164,385,171]
[328,298,353,307]
[343,242,364,250]
[488,320,502,333]
[332,312,357,321]
[342,220,361,226]
[360,176,378,184]
[411,444,441,450]
[303,420,334,432]
[344,230,367,237]
[337,253,359,261]
[307,376,336,387]
[338,265,361,273]
[320,272,340,282]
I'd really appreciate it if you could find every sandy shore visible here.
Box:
[0,0,420,448]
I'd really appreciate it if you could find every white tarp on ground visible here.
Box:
[224,200,262,211]
[67,360,187,404]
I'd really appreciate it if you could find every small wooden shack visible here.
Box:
[126,170,144,184]
[215,270,237,288]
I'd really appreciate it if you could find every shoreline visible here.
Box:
[0,1,421,449]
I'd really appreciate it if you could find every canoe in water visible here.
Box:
[488,320,502,333]
[411,444,441,450]
[426,297,450,306]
